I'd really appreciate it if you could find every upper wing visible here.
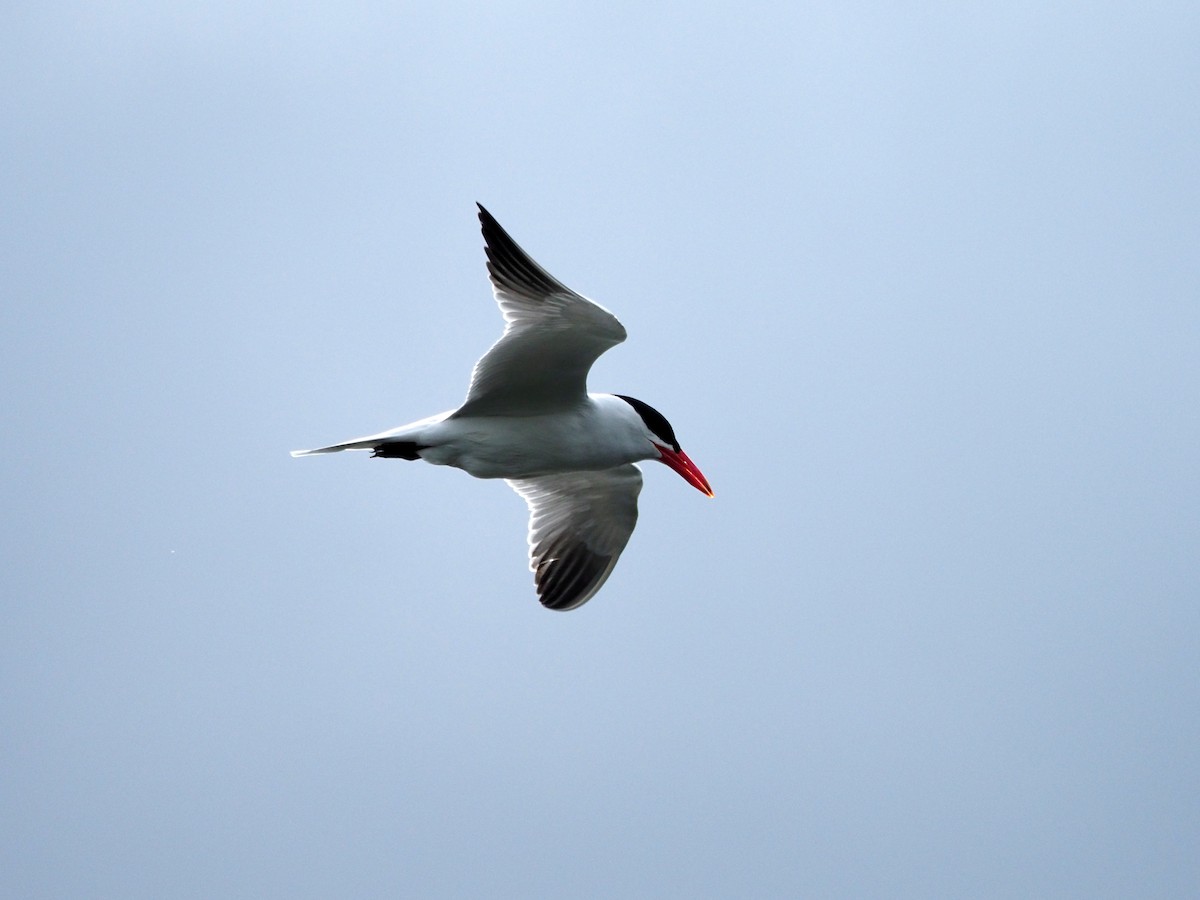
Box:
[454,205,627,417]
[507,465,643,611]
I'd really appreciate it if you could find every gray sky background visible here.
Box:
[3,3,1198,897]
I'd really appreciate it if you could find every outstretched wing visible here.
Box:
[455,205,627,417]
[506,465,643,611]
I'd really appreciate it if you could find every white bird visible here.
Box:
[293,204,713,611]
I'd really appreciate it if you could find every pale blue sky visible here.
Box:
[3,3,1198,897]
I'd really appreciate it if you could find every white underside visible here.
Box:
[290,393,658,480]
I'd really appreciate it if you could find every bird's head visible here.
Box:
[615,395,714,497]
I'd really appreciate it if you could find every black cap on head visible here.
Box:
[615,395,680,452]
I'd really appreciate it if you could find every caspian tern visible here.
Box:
[292,204,712,611]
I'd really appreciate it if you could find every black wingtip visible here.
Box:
[476,203,566,299]
[476,202,512,249]
[535,548,612,611]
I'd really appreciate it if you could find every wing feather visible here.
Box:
[507,465,643,611]
[455,205,627,417]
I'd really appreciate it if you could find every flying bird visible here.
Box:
[292,204,712,611]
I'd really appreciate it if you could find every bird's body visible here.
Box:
[294,393,658,478]
[293,205,711,610]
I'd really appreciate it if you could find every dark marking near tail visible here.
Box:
[371,442,428,460]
